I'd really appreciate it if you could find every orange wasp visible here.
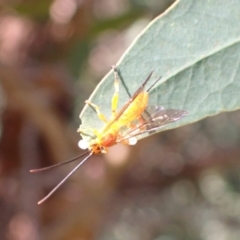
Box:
[31,66,187,204]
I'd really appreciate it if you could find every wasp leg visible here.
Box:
[111,65,120,118]
[85,100,108,124]
[77,128,93,136]
[77,127,100,138]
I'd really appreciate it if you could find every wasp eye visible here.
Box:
[96,146,101,151]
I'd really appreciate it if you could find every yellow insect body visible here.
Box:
[112,91,148,127]
[89,91,149,152]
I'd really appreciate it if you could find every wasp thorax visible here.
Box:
[99,133,117,147]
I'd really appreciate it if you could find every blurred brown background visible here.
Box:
[1,0,240,240]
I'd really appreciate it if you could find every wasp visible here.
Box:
[31,66,187,204]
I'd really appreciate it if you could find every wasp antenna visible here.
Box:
[38,152,93,204]
[30,150,90,173]
[147,76,162,92]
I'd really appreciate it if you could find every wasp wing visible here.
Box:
[142,106,188,131]
[118,106,188,142]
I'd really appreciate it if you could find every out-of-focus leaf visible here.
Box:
[79,0,240,141]
[91,8,144,36]
[14,1,51,20]
[69,40,91,78]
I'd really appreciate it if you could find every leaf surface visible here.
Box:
[79,0,240,141]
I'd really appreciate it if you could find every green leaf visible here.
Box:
[79,0,240,141]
